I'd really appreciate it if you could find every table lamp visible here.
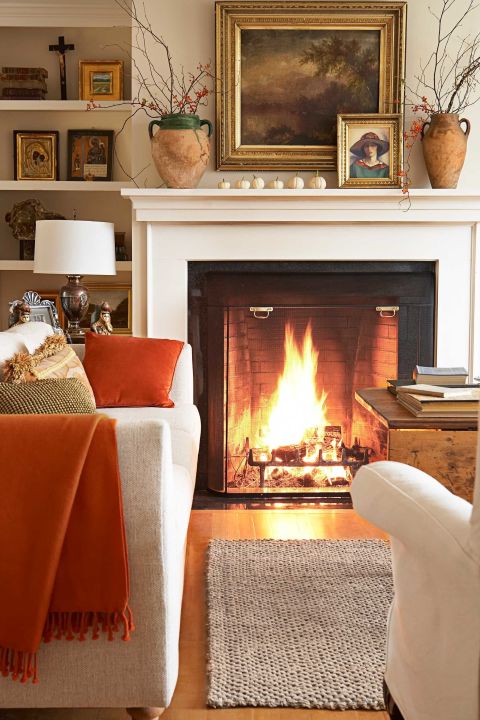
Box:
[34,220,116,339]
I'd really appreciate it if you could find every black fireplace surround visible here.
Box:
[188,261,436,496]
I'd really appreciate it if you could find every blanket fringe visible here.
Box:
[0,606,133,684]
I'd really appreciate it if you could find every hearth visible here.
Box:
[189,261,435,497]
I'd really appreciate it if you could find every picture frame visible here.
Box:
[67,129,114,181]
[337,113,403,188]
[79,284,132,335]
[33,290,66,329]
[8,291,63,333]
[215,1,406,171]
[79,60,123,101]
[13,131,59,181]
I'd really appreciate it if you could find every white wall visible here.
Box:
[130,0,480,189]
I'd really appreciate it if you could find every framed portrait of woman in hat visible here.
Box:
[337,113,403,188]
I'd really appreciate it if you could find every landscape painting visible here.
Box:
[240,29,381,147]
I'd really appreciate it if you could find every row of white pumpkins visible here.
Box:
[217,173,327,190]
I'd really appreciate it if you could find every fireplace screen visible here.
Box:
[224,305,398,494]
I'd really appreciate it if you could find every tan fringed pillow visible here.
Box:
[0,378,96,414]
[3,334,95,406]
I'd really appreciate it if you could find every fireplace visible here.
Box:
[189,261,436,497]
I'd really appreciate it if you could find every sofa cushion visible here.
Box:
[0,378,96,414]
[84,334,184,408]
[0,321,54,380]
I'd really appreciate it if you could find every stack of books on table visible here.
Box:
[0,67,48,100]
[397,384,480,418]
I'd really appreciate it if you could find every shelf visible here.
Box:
[0,260,132,271]
[0,100,131,112]
[0,181,133,192]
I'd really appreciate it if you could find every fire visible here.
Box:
[261,323,328,451]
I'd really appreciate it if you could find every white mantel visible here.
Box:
[122,189,480,380]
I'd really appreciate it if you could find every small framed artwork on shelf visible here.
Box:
[67,129,114,181]
[33,290,65,329]
[13,131,59,181]
[79,60,123,101]
[337,114,403,189]
[80,284,132,335]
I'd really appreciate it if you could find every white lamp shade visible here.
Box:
[34,220,116,276]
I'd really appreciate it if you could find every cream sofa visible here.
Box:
[0,331,201,720]
[351,448,480,720]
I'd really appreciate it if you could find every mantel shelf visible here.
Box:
[121,188,480,224]
[0,100,131,112]
[0,260,132,271]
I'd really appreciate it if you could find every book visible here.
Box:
[2,88,46,99]
[413,366,468,385]
[2,66,48,78]
[396,383,478,398]
[397,392,480,417]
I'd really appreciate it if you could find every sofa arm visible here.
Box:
[351,461,474,561]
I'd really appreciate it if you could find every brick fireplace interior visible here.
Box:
[189,261,435,499]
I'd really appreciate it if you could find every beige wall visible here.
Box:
[131,0,480,189]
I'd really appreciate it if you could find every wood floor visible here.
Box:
[2,509,389,720]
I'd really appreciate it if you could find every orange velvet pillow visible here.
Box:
[83,334,184,408]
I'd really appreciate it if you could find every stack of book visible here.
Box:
[0,67,48,100]
[397,384,480,418]
[412,365,468,385]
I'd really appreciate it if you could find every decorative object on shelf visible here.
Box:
[403,2,480,191]
[67,129,114,181]
[114,231,129,261]
[87,1,213,189]
[218,179,231,189]
[252,175,265,189]
[13,131,59,181]
[235,177,251,189]
[48,36,75,100]
[11,301,30,325]
[8,291,62,333]
[80,284,132,335]
[0,67,48,100]
[268,177,284,189]
[79,60,123,102]
[33,290,65,328]
[308,172,327,189]
[337,114,403,189]
[216,1,406,171]
[287,173,304,189]
[149,113,212,188]
[90,302,114,335]
[34,220,116,341]
[5,198,65,261]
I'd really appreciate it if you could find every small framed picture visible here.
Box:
[80,284,132,335]
[67,129,114,181]
[8,291,62,333]
[13,131,59,181]
[79,60,123,101]
[33,290,65,329]
[337,114,403,188]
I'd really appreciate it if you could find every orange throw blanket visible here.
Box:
[0,414,133,684]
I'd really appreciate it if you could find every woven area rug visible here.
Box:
[206,538,393,710]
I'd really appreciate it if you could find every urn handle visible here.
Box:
[148,119,162,140]
[200,118,213,137]
[420,120,430,140]
[460,118,471,137]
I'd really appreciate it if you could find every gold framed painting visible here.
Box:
[79,284,132,335]
[13,131,59,181]
[79,60,123,101]
[215,1,406,170]
[337,113,402,188]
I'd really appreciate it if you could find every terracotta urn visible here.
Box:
[148,113,213,188]
[421,113,470,189]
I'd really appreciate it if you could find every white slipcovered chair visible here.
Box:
[0,338,201,720]
[351,434,480,720]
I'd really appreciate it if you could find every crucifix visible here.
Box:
[49,35,75,100]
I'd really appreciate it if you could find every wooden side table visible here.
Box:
[355,388,478,502]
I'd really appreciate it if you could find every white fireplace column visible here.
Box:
[123,189,480,381]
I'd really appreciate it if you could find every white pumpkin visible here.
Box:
[235,177,251,189]
[252,175,265,189]
[268,177,284,189]
[308,172,327,189]
[217,178,230,189]
[287,173,304,189]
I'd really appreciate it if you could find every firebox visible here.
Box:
[188,262,435,497]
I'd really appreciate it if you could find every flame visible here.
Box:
[261,323,328,451]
